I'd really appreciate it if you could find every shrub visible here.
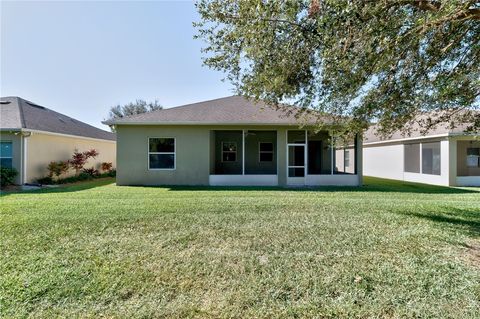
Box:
[47,161,70,178]
[84,149,99,159]
[101,162,113,172]
[36,176,54,185]
[69,149,99,175]
[0,167,18,187]
[82,167,99,177]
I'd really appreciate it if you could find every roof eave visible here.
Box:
[362,132,480,145]
[104,121,335,126]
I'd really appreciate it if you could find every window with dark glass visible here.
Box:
[222,142,237,162]
[422,142,441,175]
[259,142,274,162]
[404,143,420,173]
[149,138,175,169]
[0,142,13,168]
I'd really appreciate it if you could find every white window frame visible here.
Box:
[0,141,13,168]
[221,141,237,162]
[258,142,274,162]
[286,130,307,179]
[148,137,176,170]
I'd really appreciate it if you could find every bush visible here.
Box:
[101,162,113,172]
[36,176,54,185]
[1,167,18,187]
[69,149,99,175]
[47,161,70,178]
[82,167,99,177]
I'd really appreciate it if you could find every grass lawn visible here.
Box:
[1,177,479,318]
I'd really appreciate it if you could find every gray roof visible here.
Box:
[103,95,327,126]
[364,120,476,144]
[0,96,115,141]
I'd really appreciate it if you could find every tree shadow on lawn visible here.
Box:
[398,206,480,238]
[2,177,478,196]
[159,177,480,195]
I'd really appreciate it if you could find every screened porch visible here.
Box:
[208,129,360,186]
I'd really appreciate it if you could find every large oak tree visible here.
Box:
[195,0,480,137]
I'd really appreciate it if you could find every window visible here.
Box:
[149,138,175,169]
[259,142,274,162]
[422,142,441,175]
[222,142,237,162]
[344,150,350,167]
[0,142,13,168]
[466,148,480,167]
[404,143,420,173]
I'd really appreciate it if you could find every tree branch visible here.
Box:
[404,0,480,20]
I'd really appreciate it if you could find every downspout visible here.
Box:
[21,131,32,184]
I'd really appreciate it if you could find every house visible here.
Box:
[0,96,116,184]
[363,121,480,187]
[103,96,362,187]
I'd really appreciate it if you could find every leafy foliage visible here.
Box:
[100,162,113,172]
[36,171,115,185]
[107,99,163,121]
[0,167,18,187]
[195,0,480,137]
[69,149,98,175]
[36,176,54,185]
[82,167,100,177]
[47,161,70,178]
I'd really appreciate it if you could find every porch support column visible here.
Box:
[242,129,245,175]
[330,137,334,175]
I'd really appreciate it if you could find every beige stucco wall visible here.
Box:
[0,131,23,184]
[25,132,116,183]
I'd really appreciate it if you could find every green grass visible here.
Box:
[1,177,479,318]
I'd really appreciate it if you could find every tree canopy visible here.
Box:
[106,99,163,131]
[107,99,163,120]
[195,0,480,137]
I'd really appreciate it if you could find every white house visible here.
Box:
[363,122,480,187]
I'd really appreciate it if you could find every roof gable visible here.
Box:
[0,96,115,141]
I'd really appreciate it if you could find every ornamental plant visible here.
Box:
[101,162,113,172]
[82,167,100,177]
[69,149,99,175]
[47,161,70,178]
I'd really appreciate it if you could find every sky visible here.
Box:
[0,0,233,130]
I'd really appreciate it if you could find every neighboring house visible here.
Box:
[363,122,480,187]
[0,96,116,184]
[103,96,362,187]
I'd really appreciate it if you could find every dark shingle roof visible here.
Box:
[0,96,115,141]
[103,96,326,126]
